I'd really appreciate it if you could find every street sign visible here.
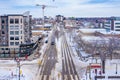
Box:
[20,69,22,75]
[90,63,101,69]
[38,60,42,65]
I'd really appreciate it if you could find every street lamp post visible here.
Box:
[111,63,118,75]
[115,63,117,74]
[18,61,20,80]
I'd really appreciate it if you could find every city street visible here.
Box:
[61,35,79,80]
[1,0,120,80]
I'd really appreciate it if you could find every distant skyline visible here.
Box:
[0,0,120,17]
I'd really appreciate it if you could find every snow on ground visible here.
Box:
[0,59,39,80]
[79,28,120,35]
[101,30,120,34]
[53,34,62,80]
[65,32,89,79]
[66,29,120,80]
[0,34,49,80]
[79,29,106,33]
[81,36,109,43]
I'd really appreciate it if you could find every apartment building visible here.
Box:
[23,14,32,43]
[0,16,9,46]
[0,14,32,52]
[8,15,25,49]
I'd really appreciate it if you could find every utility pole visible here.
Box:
[18,61,20,80]
[16,58,21,80]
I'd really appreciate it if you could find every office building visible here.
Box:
[104,17,120,32]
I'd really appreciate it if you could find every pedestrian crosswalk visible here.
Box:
[63,75,79,80]
[47,57,57,60]
[38,74,79,80]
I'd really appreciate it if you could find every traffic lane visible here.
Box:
[61,36,79,80]
[42,45,57,75]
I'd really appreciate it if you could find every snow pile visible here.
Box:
[65,32,89,79]
[0,59,39,80]
[53,36,62,80]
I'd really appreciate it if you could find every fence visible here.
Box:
[95,76,120,80]
[0,42,38,58]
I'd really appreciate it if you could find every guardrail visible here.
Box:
[0,35,44,59]
[95,76,120,80]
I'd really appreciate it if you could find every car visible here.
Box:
[51,42,55,45]
[45,40,48,43]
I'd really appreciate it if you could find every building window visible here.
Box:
[2,20,5,24]
[10,42,14,45]
[15,31,19,35]
[15,36,19,40]
[115,23,120,25]
[2,36,5,40]
[10,26,14,30]
[2,31,5,34]
[10,19,14,24]
[10,31,14,35]
[10,37,14,40]
[15,25,19,29]
[15,19,19,24]
[115,26,120,28]
[21,31,22,34]
[21,36,22,39]
[15,42,19,45]
[115,29,120,31]
[21,25,22,29]
[21,19,22,23]
[1,48,4,50]
[2,26,4,29]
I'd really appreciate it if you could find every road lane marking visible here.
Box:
[39,75,42,80]
[43,75,47,80]
[75,75,79,80]
[70,75,74,80]
[48,57,50,60]
[49,75,52,80]
[64,75,68,80]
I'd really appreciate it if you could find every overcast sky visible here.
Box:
[0,0,120,17]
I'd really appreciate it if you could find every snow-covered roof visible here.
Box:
[44,23,52,26]
[79,29,106,33]
[82,36,109,42]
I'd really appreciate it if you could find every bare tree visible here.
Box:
[74,32,120,74]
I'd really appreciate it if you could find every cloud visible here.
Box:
[0,0,120,17]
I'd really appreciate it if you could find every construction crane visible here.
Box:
[36,4,56,27]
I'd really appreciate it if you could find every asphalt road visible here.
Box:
[61,35,79,80]
[37,26,58,80]
[38,44,57,80]
[37,24,80,80]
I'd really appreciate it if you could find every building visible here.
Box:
[0,16,9,47]
[64,20,77,28]
[104,20,111,32]
[104,17,120,32]
[55,15,64,23]
[23,11,32,43]
[0,14,32,52]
